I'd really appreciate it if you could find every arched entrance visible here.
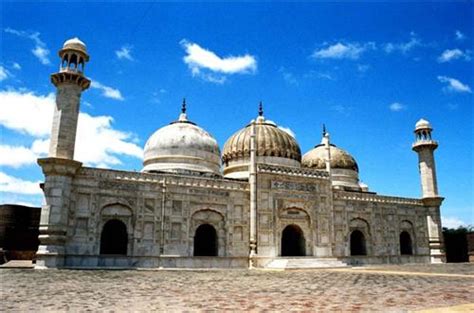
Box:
[100,219,128,255]
[350,230,367,256]
[281,225,306,256]
[400,231,413,255]
[194,224,218,256]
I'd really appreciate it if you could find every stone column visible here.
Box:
[36,158,82,268]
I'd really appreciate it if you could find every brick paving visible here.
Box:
[1,264,473,312]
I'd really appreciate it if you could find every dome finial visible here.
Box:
[258,101,263,117]
[322,124,327,136]
[181,98,186,114]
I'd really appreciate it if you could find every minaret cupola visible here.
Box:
[51,37,90,90]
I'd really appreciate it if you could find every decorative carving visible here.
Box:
[271,180,318,192]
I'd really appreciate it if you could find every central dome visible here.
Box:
[222,108,301,178]
[142,102,221,175]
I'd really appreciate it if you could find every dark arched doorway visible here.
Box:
[281,225,306,256]
[350,230,367,256]
[194,224,218,256]
[100,219,128,255]
[400,231,413,255]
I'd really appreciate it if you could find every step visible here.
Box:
[265,257,347,269]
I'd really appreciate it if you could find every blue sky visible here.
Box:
[1,2,472,227]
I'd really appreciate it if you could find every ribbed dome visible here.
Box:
[222,112,301,178]
[222,117,301,163]
[302,144,358,172]
[142,105,221,175]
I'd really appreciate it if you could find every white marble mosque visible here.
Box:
[35,38,445,269]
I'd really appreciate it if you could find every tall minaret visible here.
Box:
[412,119,439,198]
[36,38,89,268]
[412,118,445,263]
[49,37,90,159]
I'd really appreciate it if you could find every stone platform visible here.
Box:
[2,263,473,311]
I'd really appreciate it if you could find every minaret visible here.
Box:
[322,124,332,178]
[412,118,445,263]
[248,102,260,267]
[412,119,439,198]
[49,37,90,159]
[36,38,89,268]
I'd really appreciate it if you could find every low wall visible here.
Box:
[64,255,249,269]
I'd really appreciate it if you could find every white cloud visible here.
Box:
[0,144,38,168]
[0,90,54,136]
[437,76,472,93]
[389,102,406,112]
[455,30,466,41]
[312,42,375,60]
[0,89,143,168]
[357,64,370,73]
[279,67,299,86]
[437,49,471,63]
[0,172,42,195]
[0,65,10,81]
[383,33,421,54]
[330,104,351,116]
[12,62,21,70]
[5,28,51,65]
[442,216,468,229]
[278,126,296,138]
[180,39,257,83]
[115,45,134,61]
[90,80,124,100]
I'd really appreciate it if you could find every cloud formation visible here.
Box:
[0,65,10,81]
[455,30,466,41]
[5,28,51,65]
[437,76,472,93]
[90,80,124,100]
[437,49,471,63]
[0,89,142,168]
[442,216,468,229]
[383,33,421,54]
[0,172,42,195]
[312,42,375,60]
[116,45,134,61]
[180,39,257,83]
[389,102,406,112]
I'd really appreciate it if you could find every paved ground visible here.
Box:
[1,264,473,312]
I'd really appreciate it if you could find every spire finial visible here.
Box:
[258,101,263,117]
[181,98,186,114]
[323,124,327,136]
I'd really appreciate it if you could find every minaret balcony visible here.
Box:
[412,140,438,151]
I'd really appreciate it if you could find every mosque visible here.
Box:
[35,38,445,268]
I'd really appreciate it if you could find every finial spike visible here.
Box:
[258,101,263,117]
[323,124,327,136]
[181,98,186,114]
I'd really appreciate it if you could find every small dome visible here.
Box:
[63,37,87,51]
[222,112,301,178]
[415,118,432,131]
[142,105,221,175]
[302,144,358,172]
